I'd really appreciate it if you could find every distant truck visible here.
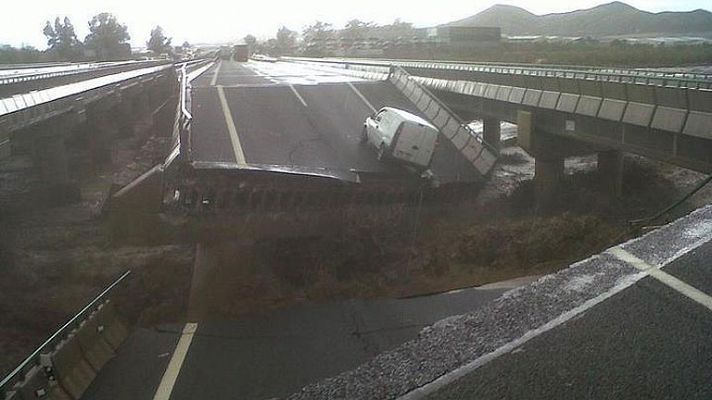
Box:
[233,44,249,62]
[362,107,439,171]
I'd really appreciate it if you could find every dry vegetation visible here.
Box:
[0,138,706,376]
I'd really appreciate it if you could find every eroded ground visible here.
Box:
[1,137,710,376]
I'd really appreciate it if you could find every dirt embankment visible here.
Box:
[0,119,194,377]
[1,137,709,376]
[204,149,708,317]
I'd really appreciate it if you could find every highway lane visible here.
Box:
[81,279,527,400]
[189,60,478,182]
[427,277,712,400]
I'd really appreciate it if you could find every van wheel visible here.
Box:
[360,127,368,144]
[377,143,387,161]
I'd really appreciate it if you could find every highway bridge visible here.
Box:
[2,55,712,400]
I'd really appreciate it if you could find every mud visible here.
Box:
[0,117,194,377]
[1,130,710,376]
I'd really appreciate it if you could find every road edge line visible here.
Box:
[396,272,644,400]
[152,323,198,400]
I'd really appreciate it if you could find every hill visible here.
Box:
[447,2,712,37]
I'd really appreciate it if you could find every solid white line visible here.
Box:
[152,323,198,400]
[289,84,308,107]
[397,271,644,400]
[609,247,712,312]
[216,85,247,165]
[347,81,376,113]
[210,61,222,86]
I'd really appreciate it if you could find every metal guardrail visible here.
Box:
[0,270,131,398]
[0,60,160,85]
[365,57,712,82]
[389,66,498,176]
[164,58,214,168]
[283,57,712,90]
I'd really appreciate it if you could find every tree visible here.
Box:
[341,19,375,40]
[84,13,131,61]
[43,17,82,61]
[302,21,334,43]
[274,26,296,55]
[302,21,334,56]
[147,25,172,56]
[381,19,416,40]
[243,34,257,54]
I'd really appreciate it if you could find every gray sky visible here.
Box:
[1,0,709,49]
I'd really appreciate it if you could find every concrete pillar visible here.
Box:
[33,132,80,203]
[598,150,624,197]
[133,91,151,120]
[87,113,116,167]
[35,134,69,184]
[113,101,135,138]
[534,155,565,208]
[483,117,501,152]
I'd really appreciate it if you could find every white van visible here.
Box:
[361,107,439,171]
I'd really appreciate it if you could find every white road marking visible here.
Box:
[397,271,644,400]
[399,243,712,400]
[217,85,247,165]
[289,84,308,107]
[210,61,222,86]
[609,247,712,312]
[152,323,198,400]
[347,81,376,113]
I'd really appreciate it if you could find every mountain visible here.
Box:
[447,2,712,37]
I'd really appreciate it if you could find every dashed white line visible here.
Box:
[347,81,377,113]
[217,85,247,165]
[289,84,308,107]
[152,323,198,400]
[210,61,222,86]
[609,247,712,312]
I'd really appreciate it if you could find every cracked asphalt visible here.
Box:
[188,60,478,182]
[82,280,520,400]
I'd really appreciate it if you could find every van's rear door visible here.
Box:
[393,122,437,168]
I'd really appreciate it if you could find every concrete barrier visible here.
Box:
[95,302,129,350]
[15,366,71,400]
[76,315,116,371]
[50,336,96,399]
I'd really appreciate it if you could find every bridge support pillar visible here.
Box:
[87,111,117,168]
[534,155,564,207]
[483,117,501,152]
[114,101,135,138]
[33,132,80,203]
[598,150,624,197]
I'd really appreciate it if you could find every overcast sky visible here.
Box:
[1,0,709,49]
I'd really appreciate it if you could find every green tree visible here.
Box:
[84,13,131,61]
[146,25,172,56]
[243,34,257,54]
[341,19,375,40]
[302,21,334,56]
[303,21,334,42]
[43,17,82,61]
[275,26,296,55]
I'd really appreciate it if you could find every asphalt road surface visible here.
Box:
[82,281,525,400]
[426,276,712,399]
[189,60,478,183]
